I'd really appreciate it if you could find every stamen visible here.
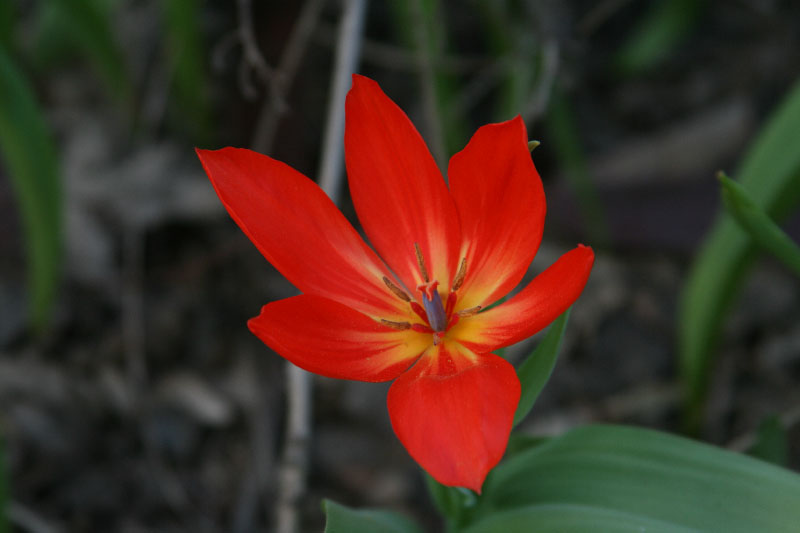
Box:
[451,258,467,291]
[381,319,411,330]
[457,305,482,318]
[414,242,429,283]
[433,331,443,345]
[382,276,410,302]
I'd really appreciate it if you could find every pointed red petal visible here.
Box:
[345,75,461,294]
[387,342,520,492]
[455,245,594,353]
[249,295,430,382]
[449,116,545,309]
[197,147,406,318]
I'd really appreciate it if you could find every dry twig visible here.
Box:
[250,0,326,154]
[273,1,367,532]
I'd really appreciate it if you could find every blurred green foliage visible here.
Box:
[323,499,422,533]
[615,0,706,75]
[545,88,610,247]
[0,46,62,331]
[679,79,800,430]
[36,0,132,104]
[162,0,212,140]
[719,172,800,277]
[748,416,789,467]
[0,442,7,533]
[389,0,468,162]
[513,310,570,427]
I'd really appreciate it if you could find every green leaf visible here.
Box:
[679,79,800,427]
[748,415,789,467]
[162,0,211,139]
[0,46,61,330]
[719,172,800,276]
[0,0,14,50]
[425,474,477,530]
[46,0,132,103]
[513,310,570,426]
[323,499,423,533]
[463,504,693,533]
[615,0,705,75]
[471,425,800,532]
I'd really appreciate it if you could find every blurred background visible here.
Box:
[1,0,799,531]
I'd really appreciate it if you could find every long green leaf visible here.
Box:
[323,500,423,533]
[513,309,570,426]
[0,47,61,330]
[719,172,800,276]
[463,504,694,533]
[472,425,800,532]
[679,79,800,427]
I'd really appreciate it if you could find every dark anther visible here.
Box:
[381,319,411,330]
[452,258,467,291]
[383,276,411,302]
[457,305,481,318]
[414,243,429,283]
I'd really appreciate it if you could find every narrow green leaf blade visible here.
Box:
[513,310,570,426]
[679,79,800,425]
[0,46,61,330]
[719,172,800,276]
[323,499,423,533]
[474,425,800,533]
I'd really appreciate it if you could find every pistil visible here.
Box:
[419,281,447,332]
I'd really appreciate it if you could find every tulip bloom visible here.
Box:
[196,75,593,492]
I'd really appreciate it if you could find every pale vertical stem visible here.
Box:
[273,1,367,532]
[317,0,368,196]
[410,0,447,172]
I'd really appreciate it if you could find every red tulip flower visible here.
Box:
[196,75,594,493]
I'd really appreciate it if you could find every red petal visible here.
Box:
[345,75,461,295]
[387,342,520,492]
[248,295,430,382]
[197,147,406,318]
[454,245,594,353]
[448,116,545,309]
